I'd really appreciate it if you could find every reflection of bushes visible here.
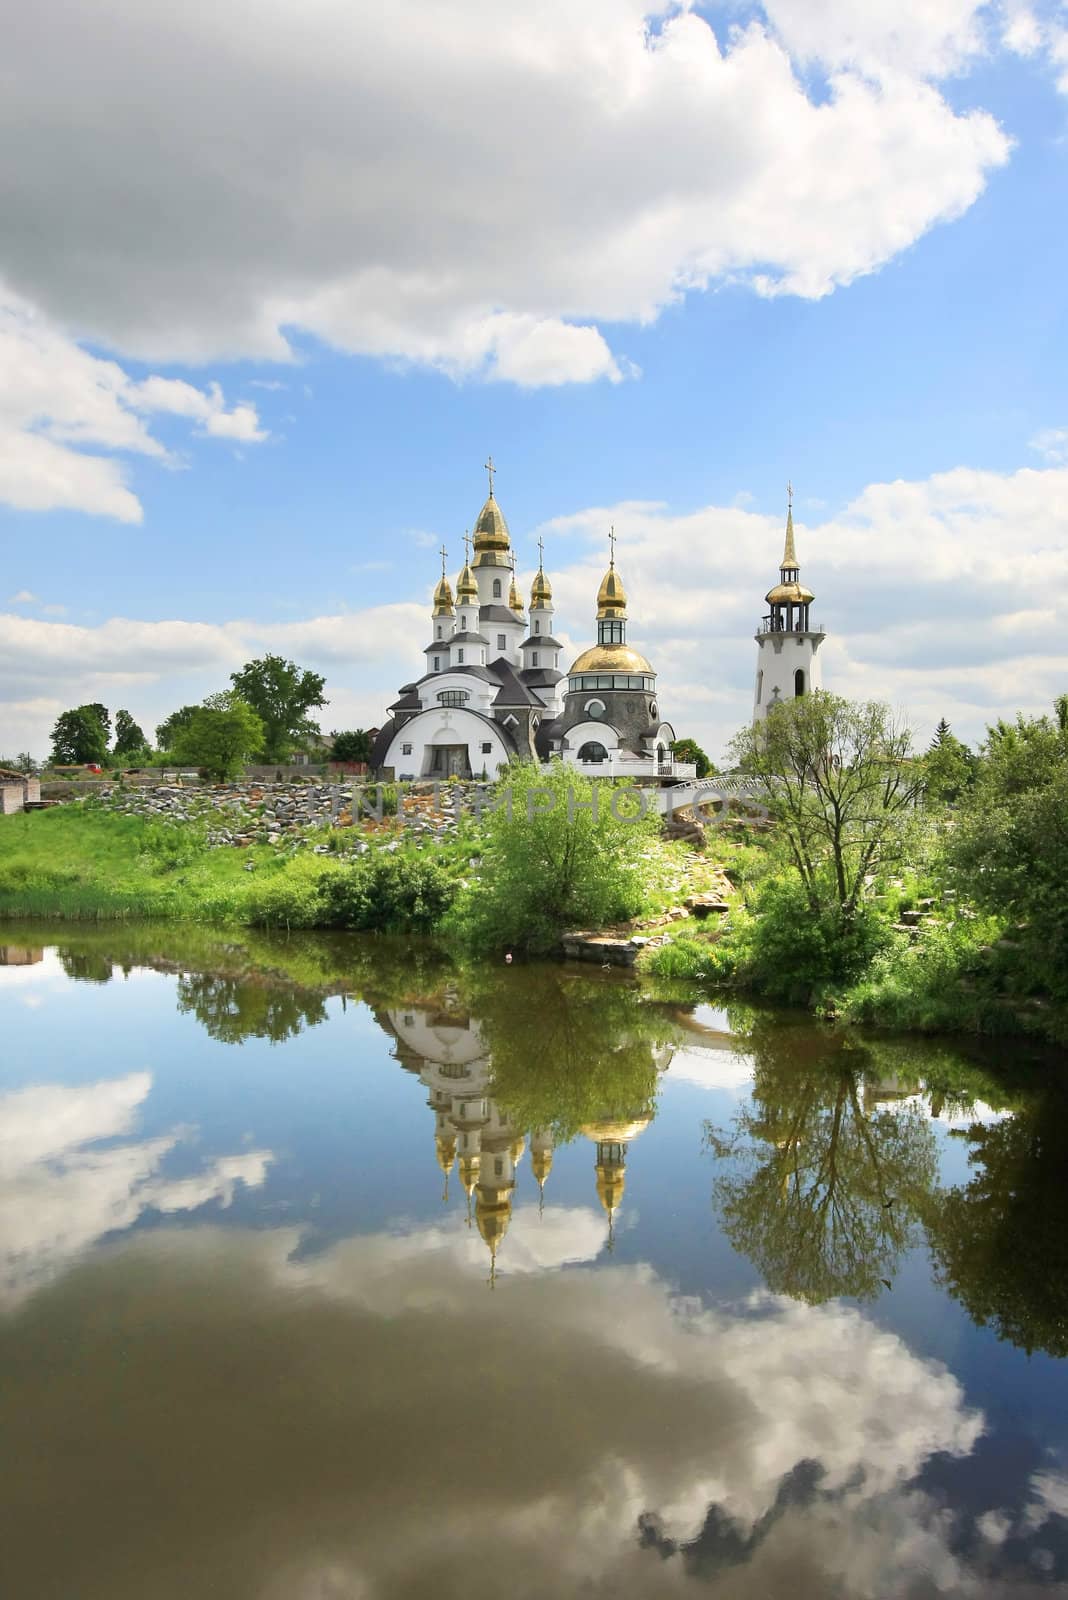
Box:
[176,972,329,1044]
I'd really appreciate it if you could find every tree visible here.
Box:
[230,655,328,762]
[730,692,925,921]
[112,709,148,759]
[670,737,714,778]
[156,706,201,751]
[176,972,328,1044]
[168,693,265,781]
[49,705,109,766]
[449,760,659,953]
[331,729,372,763]
[0,752,37,774]
[950,698,1068,999]
[923,718,975,806]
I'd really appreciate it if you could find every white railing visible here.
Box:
[568,758,697,780]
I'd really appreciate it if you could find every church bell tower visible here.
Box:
[753,487,825,722]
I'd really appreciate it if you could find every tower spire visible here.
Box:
[782,486,798,571]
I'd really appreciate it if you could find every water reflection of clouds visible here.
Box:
[663,1047,757,1098]
[0,1074,271,1303]
[2,1218,1010,1600]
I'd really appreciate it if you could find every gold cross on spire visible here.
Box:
[484,455,496,497]
[463,530,471,563]
[537,534,545,568]
[787,479,793,510]
[608,525,617,567]
[439,542,448,578]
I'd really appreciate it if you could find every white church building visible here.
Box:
[372,467,686,781]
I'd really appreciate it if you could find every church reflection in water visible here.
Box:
[376,991,673,1273]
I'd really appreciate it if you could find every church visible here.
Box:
[372,465,683,781]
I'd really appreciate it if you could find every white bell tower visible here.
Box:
[753,486,825,722]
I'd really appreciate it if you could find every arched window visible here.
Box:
[578,741,608,763]
[756,670,763,703]
[584,698,606,719]
[493,579,502,598]
[437,689,469,707]
[794,668,805,697]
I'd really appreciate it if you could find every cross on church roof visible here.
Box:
[787,480,793,510]
[463,530,472,561]
[537,534,545,568]
[439,543,448,577]
[484,455,496,497]
[608,525,617,567]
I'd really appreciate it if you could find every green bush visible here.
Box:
[318,850,458,932]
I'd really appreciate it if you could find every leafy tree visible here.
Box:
[448,760,659,953]
[950,698,1068,999]
[85,703,111,741]
[670,737,714,778]
[331,729,373,763]
[927,1084,1068,1356]
[112,709,148,758]
[0,752,37,774]
[923,718,975,806]
[230,654,328,762]
[168,693,265,780]
[706,1024,939,1302]
[156,705,201,751]
[730,692,925,922]
[49,705,109,765]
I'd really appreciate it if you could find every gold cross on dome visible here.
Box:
[484,455,496,497]
[463,530,472,562]
[608,525,617,567]
[787,480,793,510]
[439,543,448,577]
[537,535,545,567]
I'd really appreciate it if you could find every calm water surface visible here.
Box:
[1,926,1067,1599]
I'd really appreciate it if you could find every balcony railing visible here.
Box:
[758,618,826,635]
[567,757,697,780]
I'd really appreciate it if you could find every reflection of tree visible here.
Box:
[176,973,328,1044]
[928,1089,1068,1357]
[707,1026,939,1302]
[57,949,114,984]
[463,966,680,1142]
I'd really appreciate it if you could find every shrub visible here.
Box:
[318,850,458,931]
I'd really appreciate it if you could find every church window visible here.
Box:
[481,741,492,754]
[497,634,506,651]
[495,1158,504,1176]
[532,651,539,667]
[578,741,608,763]
[433,656,441,672]
[534,619,541,633]
[584,698,606,719]
[437,689,469,707]
[401,742,413,756]
[794,668,805,696]
[650,702,658,719]
[756,670,763,703]
[436,625,443,639]
[457,648,464,664]
[598,619,624,645]
[493,579,502,598]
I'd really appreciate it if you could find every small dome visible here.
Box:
[765,580,814,606]
[596,564,627,618]
[531,1147,553,1186]
[508,573,524,612]
[456,561,478,601]
[580,1116,652,1144]
[473,494,511,552]
[435,1132,456,1174]
[530,566,553,609]
[568,643,653,676]
[458,1153,481,1196]
[433,573,454,616]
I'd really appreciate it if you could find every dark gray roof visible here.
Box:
[519,667,563,686]
[448,630,490,647]
[388,690,422,713]
[479,605,522,625]
[370,720,396,767]
[534,718,560,759]
[415,663,500,687]
[520,635,561,649]
[488,658,543,707]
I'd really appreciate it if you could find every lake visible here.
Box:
[2,926,1066,1599]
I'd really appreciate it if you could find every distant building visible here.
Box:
[0,769,41,815]
[753,491,826,722]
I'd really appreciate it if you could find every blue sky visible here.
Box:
[1,0,1067,758]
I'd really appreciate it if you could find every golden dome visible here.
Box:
[456,561,478,601]
[509,1134,527,1164]
[476,1183,514,1252]
[595,1160,627,1217]
[508,574,525,612]
[458,1153,481,1195]
[568,643,653,676]
[433,574,454,617]
[580,1116,652,1143]
[435,1132,456,1174]
[530,565,553,609]
[531,1147,554,1186]
[596,564,627,619]
[472,494,511,553]
[765,580,814,605]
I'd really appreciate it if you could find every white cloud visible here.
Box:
[0,1072,271,1303]
[0,292,267,520]
[0,1,1011,390]
[7,591,37,605]
[1031,425,1068,464]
